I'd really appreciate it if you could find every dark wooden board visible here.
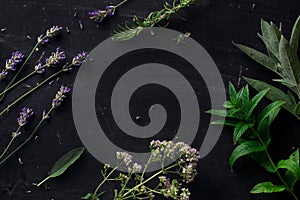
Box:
[0,0,299,199]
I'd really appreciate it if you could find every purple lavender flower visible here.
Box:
[34,62,46,74]
[45,47,66,67]
[17,107,34,127]
[88,9,107,23]
[52,85,71,108]
[0,69,8,80]
[72,51,89,66]
[42,110,49,119]
[5,51,24,71]
[37,25,63,44]
[105,5,116,16]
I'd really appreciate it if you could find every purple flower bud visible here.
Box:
[5,51,24,71]
[17,107,34,127]
[52,85,71,108]
[88,9,107,23]
[34,62,46,74]
[42,110,49,119]
[45,47,66,67]
[72,51,89,66]
[105,5,116,16]
[46,26,63,38]
[0,69,8,80]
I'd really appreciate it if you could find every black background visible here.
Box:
[0,0,300,199]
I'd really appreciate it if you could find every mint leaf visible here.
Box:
[229,141,265,169]
[233,122,254,145]
[250,182,286,194]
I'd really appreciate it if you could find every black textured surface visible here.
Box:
[0,0,299,200]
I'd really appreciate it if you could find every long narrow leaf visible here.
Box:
[290,16,300,52]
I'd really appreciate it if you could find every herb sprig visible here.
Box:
[234,16,300,120]
[207,83,300,200]
[112,0,197,41]
[83,140,200,200]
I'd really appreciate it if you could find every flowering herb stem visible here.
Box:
[0,63,72,117]
[0,126,21,160]
[122,163,177,197]
[0,71,36,97]
[0,37,45,102]
[115,0,130,8]
[92,166,119,199]
[257,134,299,200]
[0,108,53,165]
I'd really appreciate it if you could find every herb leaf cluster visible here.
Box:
[207,83,300,199]
[234,16,300,120]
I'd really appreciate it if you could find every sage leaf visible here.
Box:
[37,147,84,187]
[259,19,280,59]
[290,16,300,52]
[229,141,265,169]
[244,77,296,114]
[250,182,286,194]
[233,43,277,73]
[278,36,300,88]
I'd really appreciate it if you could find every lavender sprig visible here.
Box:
[0,25,62,102]
[88,0,130,24]
[52,85,71,108]
[17,107,34,127]
[0,51,88,117]
[0,48,68,98]
[0,107,34,162]
[45,47,66,67]
[0,86,71,166]
[0,51,24,80]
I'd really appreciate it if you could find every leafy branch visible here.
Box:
[234,16,300,120]
[112,0,197,41]
[207,83,300,200]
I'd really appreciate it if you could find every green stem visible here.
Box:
[122,163,177,198]
[0,69,64,117]
[0,108,53,166]
[258,136,299,200]
[0,126,21,160]
[0,71,36,98]
[115,0,130,8]
[92,166,120,200]
[36,176,50,187]
[0,41,41,102]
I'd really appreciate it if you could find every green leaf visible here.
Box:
[229,141,265,169]
[233,122,254,145]
[295,102,300,115]
[233,43,278,73]
[259,19,280,59]
[250,182,286,194]
[250,152,277,172]
[206,109,227,117]
[211,120,236,126]
[278,36,300,86]
[277,159,300,179]
[81,193,92,200]
[37,147,85,187]
[246,89,269,119]
[244,77,296,114]
[284,150,299,189]
[257,101,285,132]
[228,82,237,100]
[290,16,300,52]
